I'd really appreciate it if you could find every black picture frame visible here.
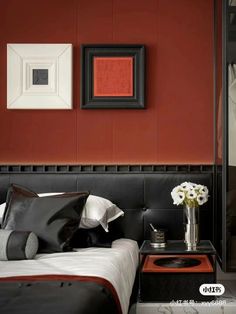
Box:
[80,44,145,109]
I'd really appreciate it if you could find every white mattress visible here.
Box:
[0,238,139,314]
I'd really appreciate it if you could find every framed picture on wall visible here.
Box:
[81,44,145,109]
[7,44,72,109]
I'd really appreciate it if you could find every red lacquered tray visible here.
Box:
[142,254,213,273]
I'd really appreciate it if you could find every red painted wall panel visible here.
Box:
[0,0,214,164]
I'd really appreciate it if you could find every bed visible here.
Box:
[0,239,138,314]
[0,164,214,314]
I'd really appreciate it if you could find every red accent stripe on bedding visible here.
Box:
[0,274,122,314]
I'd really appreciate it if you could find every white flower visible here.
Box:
[199,186,209,196]
[190,182,197,189]
[172,191,185,205]
[186,190,197,200]
[197,194,208,205]
[180,182,192,191]
[171,186,183,200]
[171,186,181,194]
[195,184,204,190]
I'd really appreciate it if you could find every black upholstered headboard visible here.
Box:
[0,165,214,244]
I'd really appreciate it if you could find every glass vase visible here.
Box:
[183,205,199,250]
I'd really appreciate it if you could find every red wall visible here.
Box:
[0,0,214,164]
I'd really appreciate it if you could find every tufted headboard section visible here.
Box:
[0,165,214,244]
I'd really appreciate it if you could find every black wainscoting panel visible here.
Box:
[0,164,214,244]
[109,209,144,243]
[75,174,144,209]
[144,208,184,240]
[9,174,78,195]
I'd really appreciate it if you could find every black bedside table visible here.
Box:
[139,240,217,303]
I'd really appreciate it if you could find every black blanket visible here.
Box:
[0,276,121,314]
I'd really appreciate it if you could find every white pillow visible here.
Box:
[0,203,6,224]
[79,195,124,231]
[38,193,124,232]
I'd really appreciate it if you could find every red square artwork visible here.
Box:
[81,45,145,108]
[93,57,133,97]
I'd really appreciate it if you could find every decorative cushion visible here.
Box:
[2,185,89,253]
[70,225,113,248]
[38,193,124,232]
[0,230,38,260]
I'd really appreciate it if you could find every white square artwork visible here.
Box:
[7,44,72,109]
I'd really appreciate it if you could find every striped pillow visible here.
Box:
[0,230,38,260]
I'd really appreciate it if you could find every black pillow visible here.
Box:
[70,225,113,248]
[2,184,38,225]
[0,230,38,260]
[2,184,89,253]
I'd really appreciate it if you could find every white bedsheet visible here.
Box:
[0,238,139,314]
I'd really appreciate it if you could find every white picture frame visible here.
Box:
[7,44,72,109]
